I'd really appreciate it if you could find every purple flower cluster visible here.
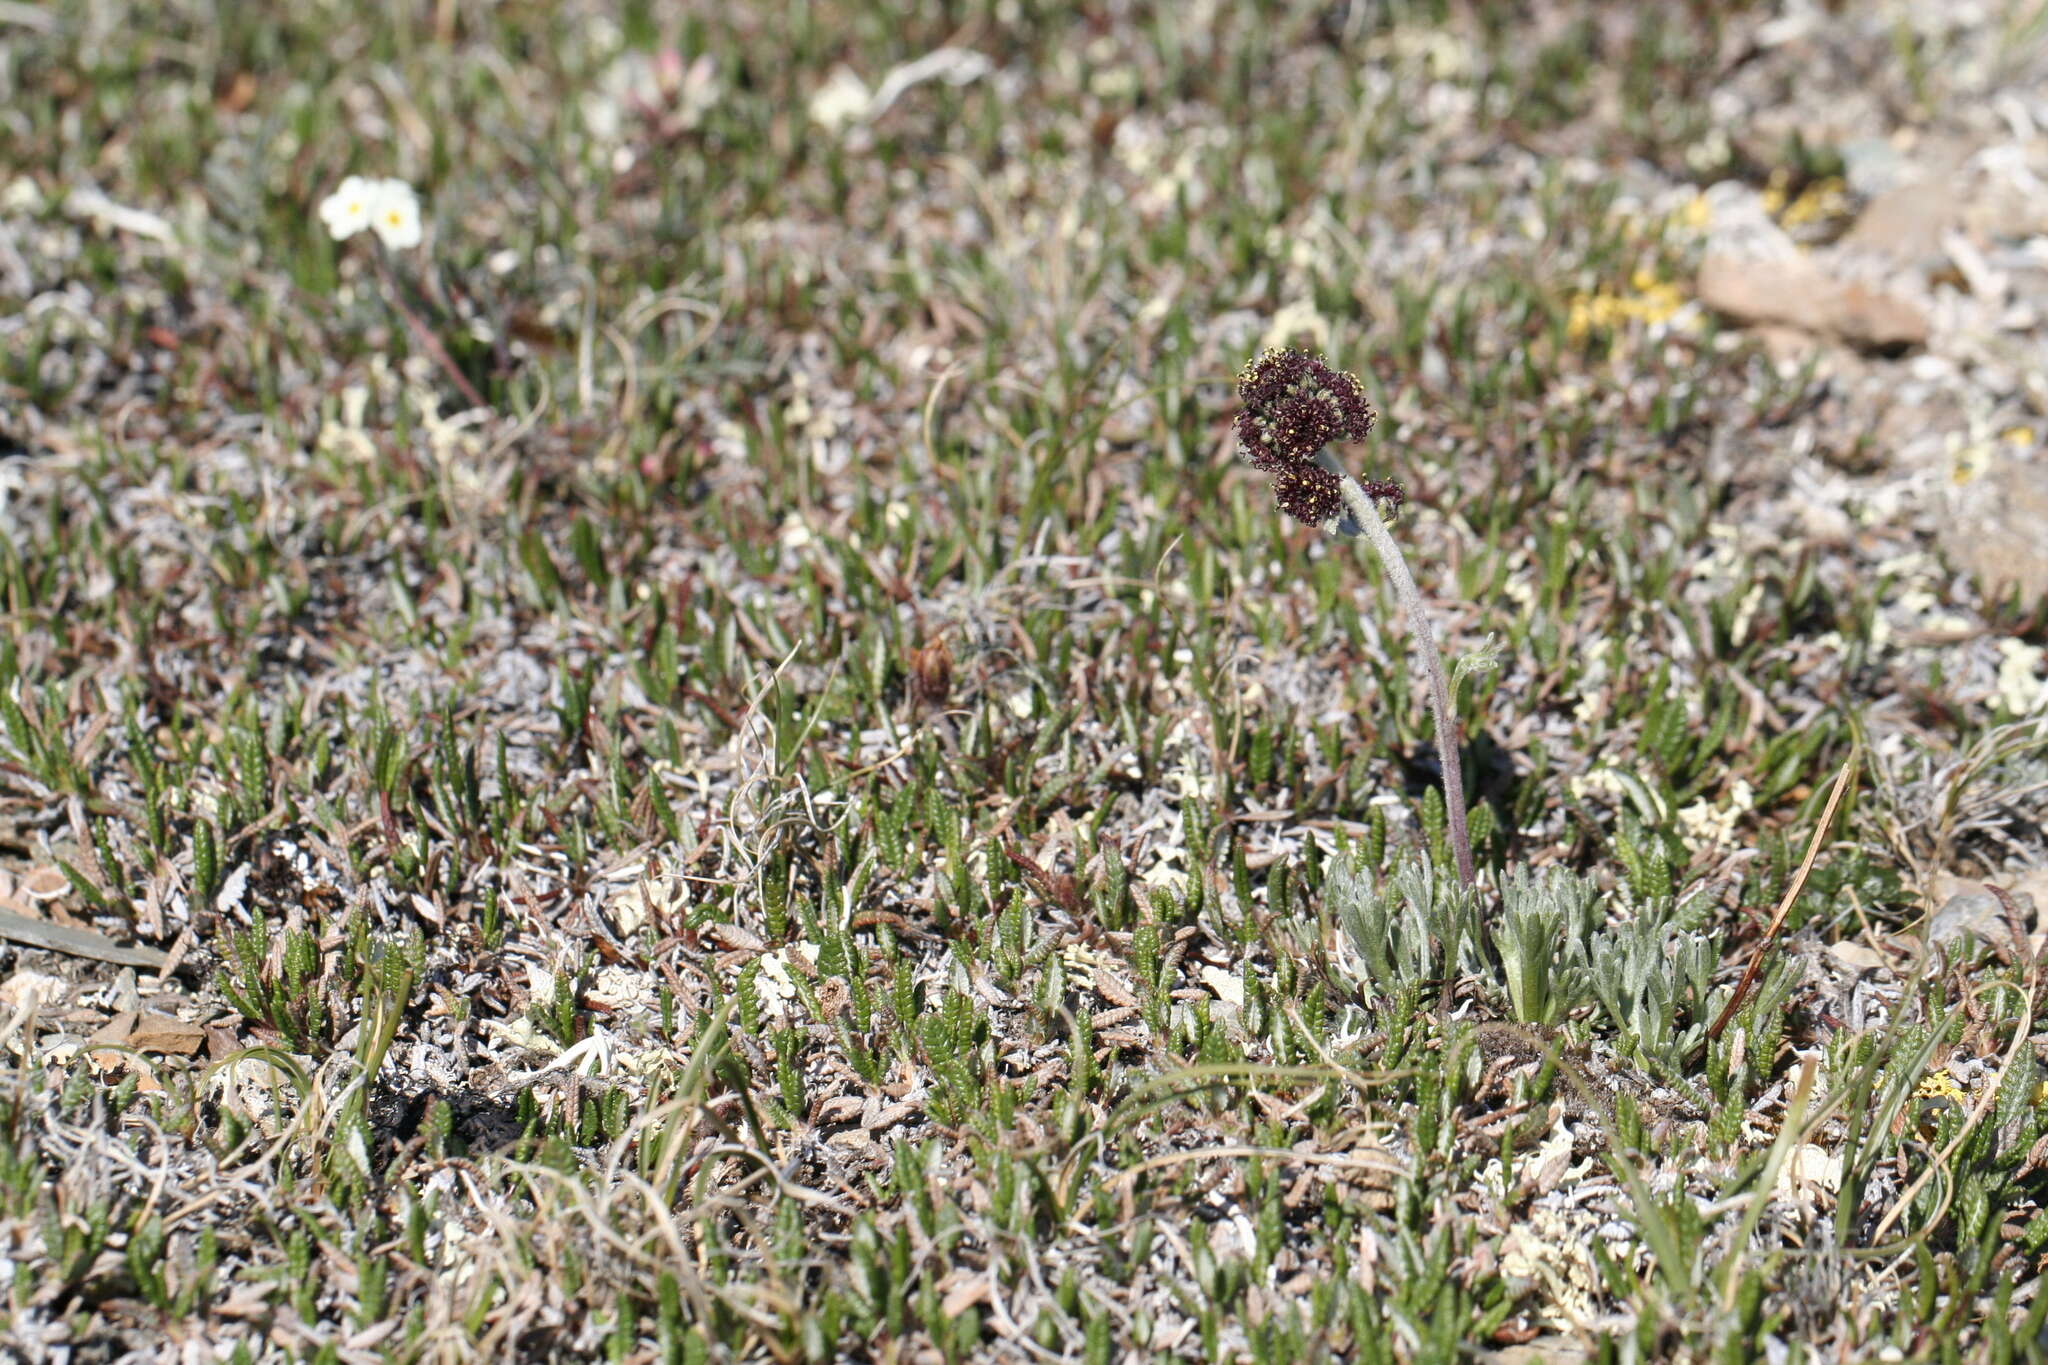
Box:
[1234,348,1400,527]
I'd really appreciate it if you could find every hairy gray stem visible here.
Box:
[1318,453,1477,888]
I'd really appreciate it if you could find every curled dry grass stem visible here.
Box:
[1706,743,1859,1044]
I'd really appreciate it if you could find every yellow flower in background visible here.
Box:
[1566,267,1688,342]
[1626,268,1684,322]
[1780,178,1847,228]
[1673,190,1712,234]
[1901,1067,1966,1141]
[1759,171,1848,230]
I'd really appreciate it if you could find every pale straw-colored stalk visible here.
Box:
[1315,448,1476,887]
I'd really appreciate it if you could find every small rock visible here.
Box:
[1698,249,1928,352]
[1774,1143,1843,1200]
[1939,449,2048,601]
[1927,888,2033,953]
[0,971,68,1012]
[1699,247,1831,329]
[1826,941,1888,974]
[1844,177,1961,268]
[1929,870,2048,923]
[1826,278,1933,351]
[205,1023,241,1060]
[89,1010,206,1056]
[1200,965,1244,1006]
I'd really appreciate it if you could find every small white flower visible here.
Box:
[809,68,873,131]
[1199,965,1244,1006]
[757,950,799,1019]
[319,176,425,249]
[1996,638,2047,714]
[366,178,423,250]
[317,174,377,241]
[550,1026,619,1078]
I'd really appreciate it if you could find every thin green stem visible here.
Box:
[367,243,490,411]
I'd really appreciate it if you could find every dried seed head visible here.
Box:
[1234,347,1376,471]
[1270,463,1346,529]
[1355,476,1406,509]
[1235,348,1402,528]
[907,638,953,711]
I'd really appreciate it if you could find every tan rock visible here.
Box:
[1939,450,2048,602]
[1844,175,1963,267]
[0,971,68,1013]
[1698,249,1928,352]
[127,1013,208,1055]
[1698,246,1832,331]
[1923,871,2048,967]
[1826,279,1932,351]
[88,1009,206,1055]
[1826,941,1888,974]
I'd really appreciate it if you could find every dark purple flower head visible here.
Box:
[1268,465,1407,529]
[1270,463,1345,527]
[1235,347,1376,472]
[1355,476,1405,509]
[1234,348,1397,528]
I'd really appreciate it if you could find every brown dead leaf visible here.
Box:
[938,1271,990,1319]
[20,867,69,902]
[814,977,851,1018]
[864,1099,918,1131]
[7,867,94,927]
[1533,1150,1575,1196]
[1092,967,1138,1008]
[813,1095,864,1126]
[89,1010,139,1047]
[703,923,766,952]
